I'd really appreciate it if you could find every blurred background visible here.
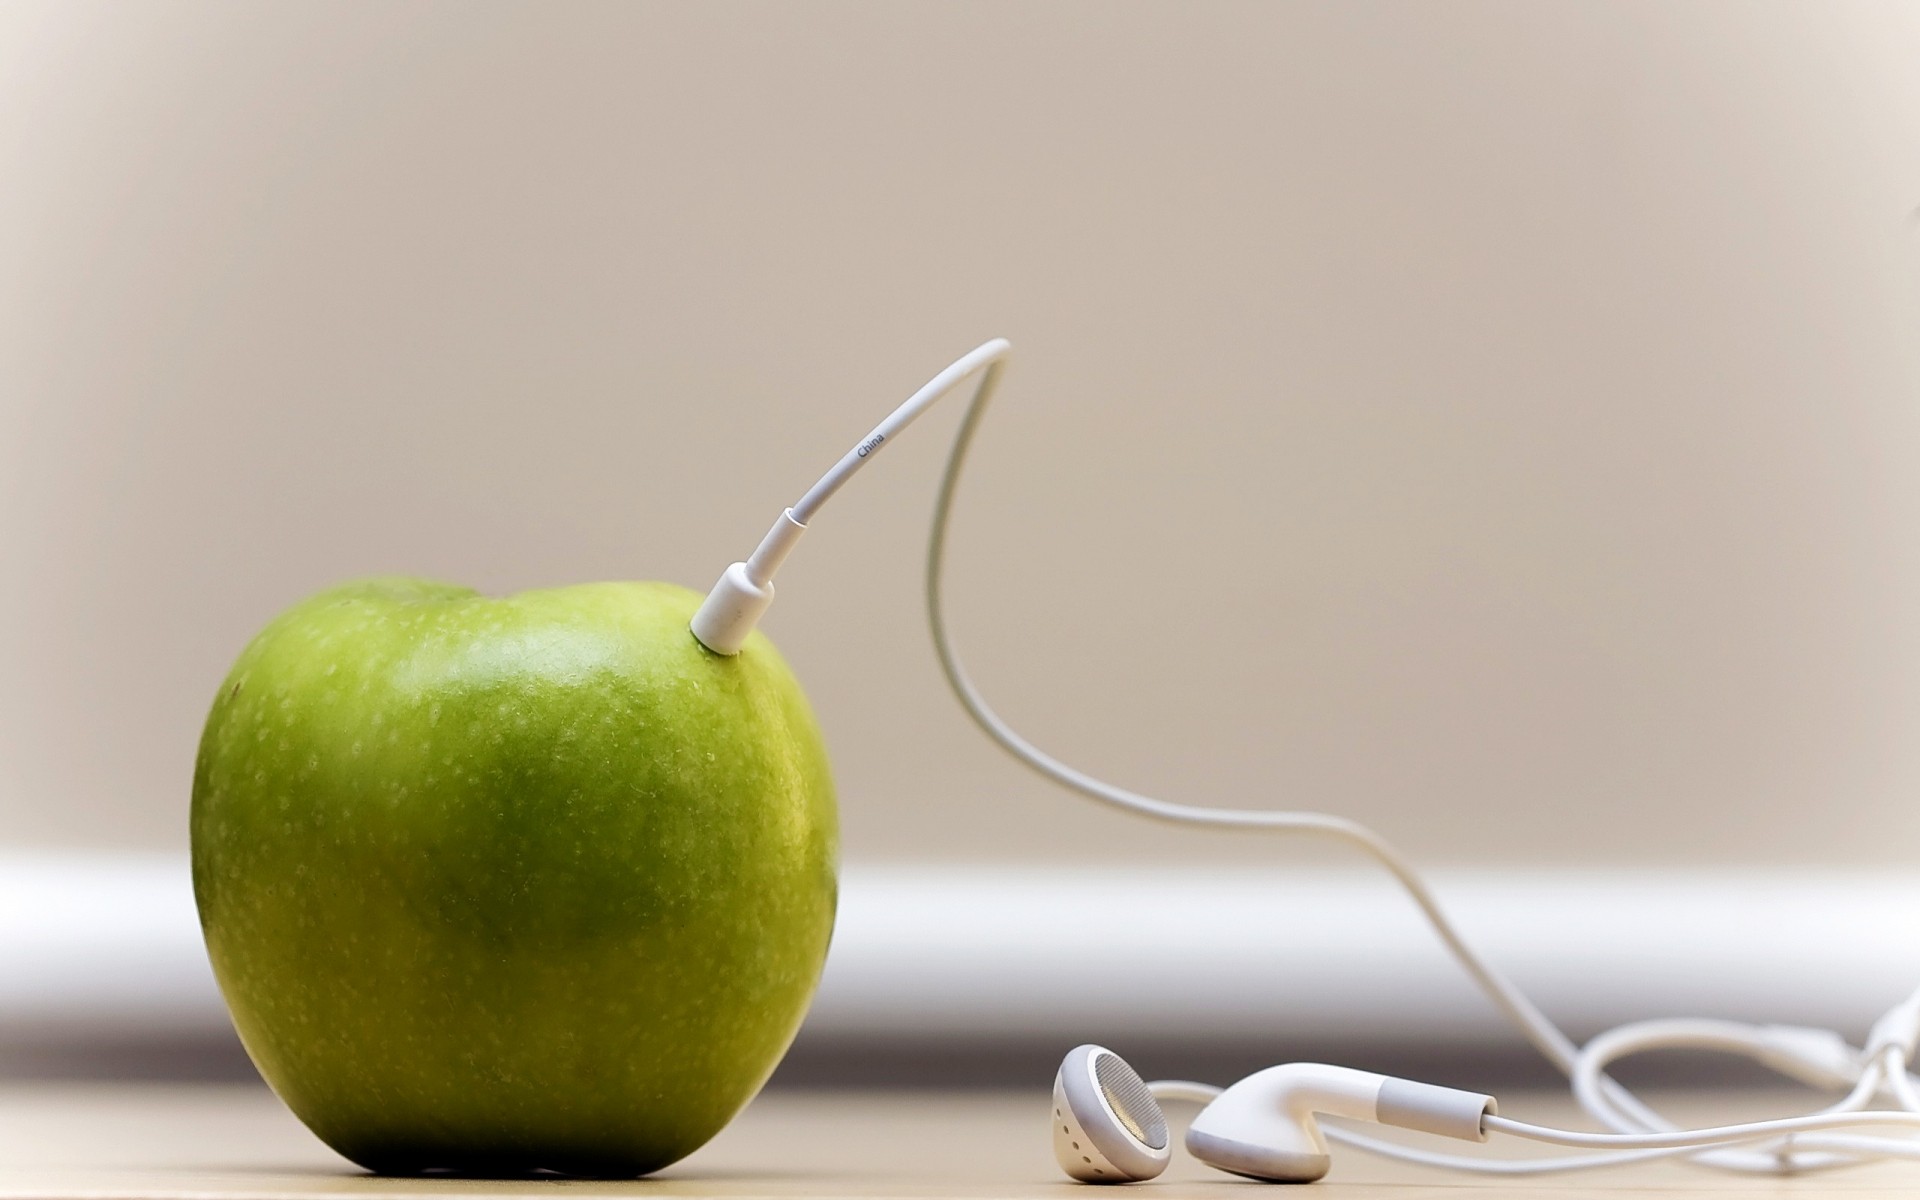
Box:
[5,0,1920,1090]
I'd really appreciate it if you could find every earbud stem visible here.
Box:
[1376,1077,1496,1142]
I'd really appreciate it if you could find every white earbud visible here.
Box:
[1051,1045,1171,1183]
[1183,1062,1495,1182]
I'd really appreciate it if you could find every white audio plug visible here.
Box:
[689,339,1011,656]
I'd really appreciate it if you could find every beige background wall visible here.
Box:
[4,1,1920,867]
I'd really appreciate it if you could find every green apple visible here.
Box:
[190,577,837,1176]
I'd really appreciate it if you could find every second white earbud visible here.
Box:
[1184,1062,1496,1182]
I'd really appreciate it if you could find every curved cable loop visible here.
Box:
[917,349,1681,1129]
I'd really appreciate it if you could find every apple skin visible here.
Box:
[191,578,837,1176]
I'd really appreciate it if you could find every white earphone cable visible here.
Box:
[1486,1108,1920,1149]
[750,338,1920,1175]
[906,343,1773,1163]
[914,345,1620,1094]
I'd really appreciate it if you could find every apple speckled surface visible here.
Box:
[191,578,838,1177]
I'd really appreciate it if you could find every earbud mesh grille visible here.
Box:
[1094,1050,1168,1150]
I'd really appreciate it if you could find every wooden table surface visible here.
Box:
[3,1083,1917,1199]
